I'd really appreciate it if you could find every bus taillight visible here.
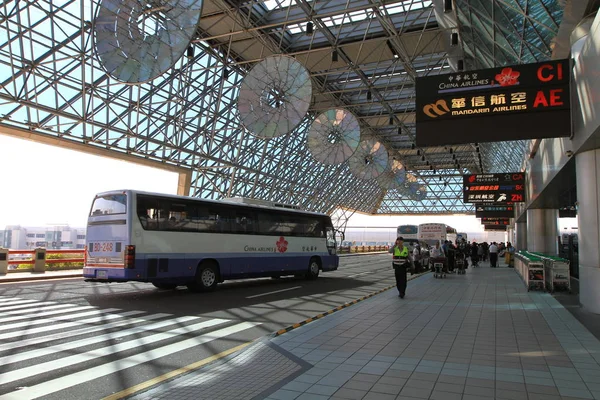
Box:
[125,245,136,269]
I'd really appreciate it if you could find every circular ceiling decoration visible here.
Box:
[94,0,203,84]
[377,159,406,189]
[237,55,312,138]
[413,184,428,201]
[347,139,389,180]
[307,109,360,165]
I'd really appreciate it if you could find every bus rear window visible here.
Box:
[90,194,127,216]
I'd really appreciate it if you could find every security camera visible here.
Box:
[566,150,573,157]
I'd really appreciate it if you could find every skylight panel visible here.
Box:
[263,0,292,11]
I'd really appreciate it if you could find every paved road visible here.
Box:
[0,254,405,399]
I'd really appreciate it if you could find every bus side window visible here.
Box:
[193,206,214,232]
[234,211,256,234]
[137,196,157,230]
[216,208,234,233]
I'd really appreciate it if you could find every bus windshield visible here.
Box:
[90,194,127,216]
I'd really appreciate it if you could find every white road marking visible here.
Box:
[0,310,141,341]
[0,315,208,366]
[0,305,94,323]
[348,272,371,278]
[246,286,302,298]
[0,318,232,384]
[0,298,39,307]
[0,302,75,315]
[0,321,259,400]
[0,307,120,332]
[0,312,170,353]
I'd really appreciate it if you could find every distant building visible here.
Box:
[1,225,86,250]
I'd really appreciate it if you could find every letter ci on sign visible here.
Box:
[537,63,563,82]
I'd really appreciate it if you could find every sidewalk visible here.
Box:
[0,268,82,282]
[128,261,600,400]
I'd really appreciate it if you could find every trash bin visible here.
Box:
[0,248,8,275]
[33,247,46,273]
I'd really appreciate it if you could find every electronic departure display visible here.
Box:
[463,173,525,204]
[475,203,514,218]
[416,59,571,146]
[484,225,507,232]
[481,218,510,226]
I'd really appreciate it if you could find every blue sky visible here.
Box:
[0,134,577,236]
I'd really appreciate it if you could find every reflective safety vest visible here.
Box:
[393,245,409,259]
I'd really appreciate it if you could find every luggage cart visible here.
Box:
[544,257,571,293]
[455,258,466,274]
[526,262,545,291]
[432,257,446,278]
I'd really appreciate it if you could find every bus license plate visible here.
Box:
[97,270,107,279]
[92,242,115,253]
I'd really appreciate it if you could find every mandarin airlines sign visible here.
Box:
[416,59,571,146]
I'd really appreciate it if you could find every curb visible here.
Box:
[0,273,82,283]
[272,270,430,337]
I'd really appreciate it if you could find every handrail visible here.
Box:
[7,249,84,268]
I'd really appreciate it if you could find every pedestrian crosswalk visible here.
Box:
[0,295,260,400]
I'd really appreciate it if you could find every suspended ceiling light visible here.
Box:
[306,22,314,35]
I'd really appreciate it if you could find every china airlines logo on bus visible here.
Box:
[276,237,288,253]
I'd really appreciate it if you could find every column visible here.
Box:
[515,221,527,251]
[576,149,600,314]
[526,208,558,254]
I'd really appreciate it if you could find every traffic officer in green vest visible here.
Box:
[390,236,410,298]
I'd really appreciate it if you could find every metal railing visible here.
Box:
[338,245,390,254]
[5,249,84,272]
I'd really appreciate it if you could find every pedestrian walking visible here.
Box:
[390,237,410,299]
[489,242,499,267]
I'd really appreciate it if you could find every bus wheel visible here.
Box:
[188,262,219,292]
[152,283,178,290]
[305,257,320,280]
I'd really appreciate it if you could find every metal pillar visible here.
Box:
[576,149,600,314]
[507,226,515,246]
[526,209,558,254]
[515,221,527,251]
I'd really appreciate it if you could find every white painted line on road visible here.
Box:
[0,305,93,323]
[0,310,141,341]
[0,302,74,314]
[0,315,206,366]
[0,307,118,332]
[0,298,39,306]
[0,318,232,385]
[0,312,170,353]
[0,322,259,400]
[348,272,372,278]
[246,286,302,299]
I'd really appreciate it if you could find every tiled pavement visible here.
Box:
[128,262,600,400]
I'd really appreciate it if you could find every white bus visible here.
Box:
[418,223,458,247]
[83,190,339,291]
[397,225,419,241]
[457,232,468,242]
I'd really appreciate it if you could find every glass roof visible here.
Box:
[0,0,568,225]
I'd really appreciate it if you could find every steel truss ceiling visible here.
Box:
[0,0,565,216]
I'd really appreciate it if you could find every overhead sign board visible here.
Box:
[559,208,577,218]
[484,225,507,232]
[475,203,514,218]
[481,218,510,226]
[416,59,571,146]
[463,173,525,203]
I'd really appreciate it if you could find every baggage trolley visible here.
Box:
[432,259,446,279]
[455,258,466,275]
[527,263,545,291]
